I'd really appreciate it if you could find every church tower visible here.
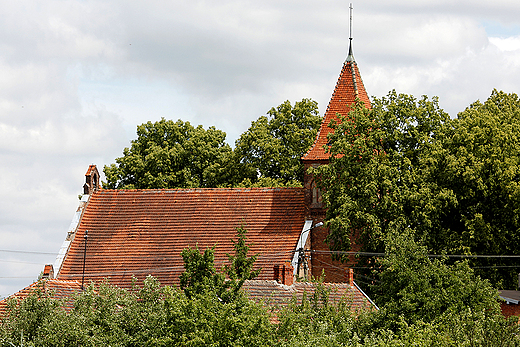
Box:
[301,8,371,281]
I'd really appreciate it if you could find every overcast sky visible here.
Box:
[1,0,520,298]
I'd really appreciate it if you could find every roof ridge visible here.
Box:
[96,187,305,193]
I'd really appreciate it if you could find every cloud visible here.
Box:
[490,35,520,52]
[1,0,520,298]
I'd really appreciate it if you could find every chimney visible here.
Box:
[273,263,294,286]
[283,263,294,286]
[42,264,54,279]
[348,268,354,286]
[83,165,100,195]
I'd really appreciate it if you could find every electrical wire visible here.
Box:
[1,246,518,260]
[0,249,57,256]
[0,259,48,265]
[309,249,520,259]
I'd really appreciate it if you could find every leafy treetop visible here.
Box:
[104,118,235,189]
[314,89,520,288]
[104,98,322,189]
[234,98,322,187]
[179,225,260,303]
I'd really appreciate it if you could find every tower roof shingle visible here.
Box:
[302,45,371,162]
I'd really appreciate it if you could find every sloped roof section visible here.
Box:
[57,188,306,288]
[243,279,375,311]
[302,47,371,162]
[0,279,81,316]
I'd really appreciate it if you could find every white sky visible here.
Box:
[1,0,520,297]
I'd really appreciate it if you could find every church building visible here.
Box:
[1,37,377,314]
[51,38,371,288]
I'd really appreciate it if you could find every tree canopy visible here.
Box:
[3,224,519,346]
[103,118,235,189]
[104,99,322,189]
[375,230,499,327]
[2,237,518,346]
[179,225,260,303]
[313,89,520,288]
[234,98,322,186]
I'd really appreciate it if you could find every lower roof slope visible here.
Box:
[243,280,376,311]
[57,188,306,288]
[0,279,81,316]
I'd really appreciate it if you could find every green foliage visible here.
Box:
[179,245,227,299]
[0,284,65,345]
[1,275,519,346]
[104,99,321,190]
[161,285,274,347]
[425,90,520,286]
[7,91,520,345]
[103,118,235,189]
[235,98,322,186]
[313,90,450,255]
[276,281,361,346]
[375,230,499,326]
[180,226,260,303]
[314,89,520,288]
[223,225,261,299]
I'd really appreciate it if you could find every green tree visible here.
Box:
[103,118,236,189]
[179,245,226,299]
[313,90,449,254]
[375,230,499,326]
[0,284,66,345]
[313,90,520,288]
[425,90,520,286]
[235,98,322,186]
[104,99,322,189]
[223,225,261,299]
[179,226,260,303]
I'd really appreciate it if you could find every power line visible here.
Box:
[0,249,57,256]
[0,259,48,265]
[309,249,520,259]
[3,244,516,260]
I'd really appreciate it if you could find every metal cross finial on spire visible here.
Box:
[346,3,355,62]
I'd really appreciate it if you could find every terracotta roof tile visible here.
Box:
[242,279,375,311]
[0,279,81,316]
[57,188,306,288]
[302,57,371,162]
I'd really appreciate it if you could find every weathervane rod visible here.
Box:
[349,3,353,42]
[346,3,354,61]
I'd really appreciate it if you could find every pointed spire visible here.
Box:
[301,3,370,162]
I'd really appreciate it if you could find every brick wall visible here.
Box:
[501,302,520,319]
[303,160,357,283]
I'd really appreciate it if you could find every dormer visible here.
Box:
[83,165,100,195]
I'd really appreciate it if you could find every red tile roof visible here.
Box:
[0,279,81,316]
[57,188,306,288]
[242,279,375,312]
[302,52,371,162]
